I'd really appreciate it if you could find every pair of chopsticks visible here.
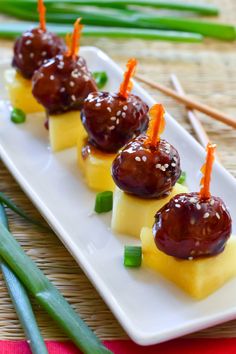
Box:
[135,73,236,149]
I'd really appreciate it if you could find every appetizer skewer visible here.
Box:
[78,58,149,191]
[5,0,66,113]
[141,143,235,299]
[32,18,97,151]
[111,103,187,237]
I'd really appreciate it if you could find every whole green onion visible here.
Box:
[0,204,48,354]
[0,192,50,230]
[0,221,112,354]
[0,0,220,16]
[0,22,203,42]
[11,107,26,124]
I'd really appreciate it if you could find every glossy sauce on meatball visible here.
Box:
[12,28,65,79]
[112,135,181,198]
[32,54,97,114]
[153,192,232,259]
[81,92,149,153]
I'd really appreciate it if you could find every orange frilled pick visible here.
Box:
[145,104,166,147]
[38,0,46,32]
[119,58,137,99]
[199,143,216,200]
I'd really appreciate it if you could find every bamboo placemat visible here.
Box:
[0,0,236,341]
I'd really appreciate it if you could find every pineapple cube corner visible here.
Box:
[111,183,188,238]
[141,227,236,299]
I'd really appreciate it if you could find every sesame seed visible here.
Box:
[161,166,166,172]
[69,81,75,87]
[37,61,42,66]
[190,197,196,203]
[116,119,120,125]
[123,105,128,111]
[216,213,220,219]
[195,241,200,246]
[210,199,215,206]
[196,204,201,210]
[71,69,80,78]
[29,53,34,58]
[107,107,112,112]
[142,156,147,162]
[173,156,178,162]
[109,125,115,130]
[188,257,193,261]
[71,95,76,101]
[155,164,161,169]
[50,75,55,80]
[164,164,169,169]
[25,40,32,45]
[171,162,176,167]
[222,204,226,211]
[203,212,210,219]
[95,103,101,107]
[116,111,121,116]
[122,112,126,118]
[175,204,181,208]
[110,117,116,121]
[60,87,65,93]
[135,156,141,162]
[42,51,47,57]
[18,54,23,59]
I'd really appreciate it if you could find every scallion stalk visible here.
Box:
[0,204,48,354]
[0,0,220,16]
[0,192,50,230]
[0,22,203,42]
[0,221,112,354]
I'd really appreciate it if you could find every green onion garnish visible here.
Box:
[11,107,26,124]
[0,204,48,354]
[124,246,142,267]
[92,71,108,89]
[178,171,187,184]
[95,191,113,213]
[0,222,112,354]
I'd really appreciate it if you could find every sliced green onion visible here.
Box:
[0,222,111,354]
[92,71,108,89]
[0,204,48,354]
[95,191,113,213]
[124,246,142,267]
[10,107,26,124]
[178,171,186,184]
[0,192,50,230]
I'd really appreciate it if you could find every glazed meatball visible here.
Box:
[154,192,232,259]
[12,28,65,79]
[112,135,181,198]
[81,92,149,153]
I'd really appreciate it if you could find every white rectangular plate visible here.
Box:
[0,46,236,346]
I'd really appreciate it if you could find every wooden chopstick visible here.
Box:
[170,74,210,147]
[135,74,236,129]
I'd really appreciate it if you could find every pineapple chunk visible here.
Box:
[77,138,116,191]
[111,183,188,237]
[4,68,43,114]
[141,227,236,299]
[49,111,86,152]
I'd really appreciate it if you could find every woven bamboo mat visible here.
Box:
[0,0,236,340]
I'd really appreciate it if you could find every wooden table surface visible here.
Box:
[0,1,236,341]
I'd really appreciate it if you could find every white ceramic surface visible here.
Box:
[0,47,236,346]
